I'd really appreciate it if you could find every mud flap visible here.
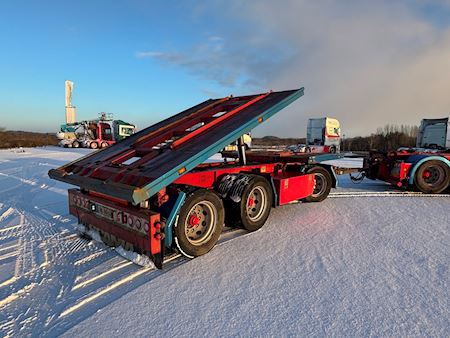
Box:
[153,253,163,269]
[153,241,165,269]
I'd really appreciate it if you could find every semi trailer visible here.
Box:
[360,118,450,193]
[49,88,346,268]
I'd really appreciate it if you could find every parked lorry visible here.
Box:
[287,117,341,153]
[362,117,450,193]
[57,114,136,149]
[49,88,347,268]
[306,117,341,153]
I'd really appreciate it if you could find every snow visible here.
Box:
[0,146,449,337]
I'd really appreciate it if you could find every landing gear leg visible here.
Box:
[237,136,247,165]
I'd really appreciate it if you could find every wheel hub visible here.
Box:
[188,215,200,227]
[422,166,445,185]
[184,201,216,245]
[246,186,267,222]
[311,173,327,197]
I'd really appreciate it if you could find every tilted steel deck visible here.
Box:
[49,88,304,204]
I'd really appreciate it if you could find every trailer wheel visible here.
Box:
[225,175,273,232]
[101,142,109,148]
[174,189,225,258]
[414,160,450,194]
[72,141,80,148]
[304,166,332,202]
[329,146,337,154]
[90,142,98,149]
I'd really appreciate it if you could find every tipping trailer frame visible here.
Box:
[49,88,345,268]
[49,90,304,205]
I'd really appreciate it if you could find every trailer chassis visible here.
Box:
[51,89,347,268]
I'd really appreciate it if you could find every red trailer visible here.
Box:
[49,88,343,268]
[364,150,450,193]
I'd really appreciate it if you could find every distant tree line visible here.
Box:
[0,127,58,148]
[342,124,418,152]
[253,136,306,146]
[254,124,419,152]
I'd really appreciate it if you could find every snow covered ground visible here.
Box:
[0,147,448,337]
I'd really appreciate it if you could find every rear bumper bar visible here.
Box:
[68,189,164,267]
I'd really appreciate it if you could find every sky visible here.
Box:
[0,0,450,137]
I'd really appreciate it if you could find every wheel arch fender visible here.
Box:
[217,172,278,208]
[407,155,450,185]
[255,173,278,208]
[309,164,338,188]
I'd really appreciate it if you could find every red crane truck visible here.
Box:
[49,88,344,268]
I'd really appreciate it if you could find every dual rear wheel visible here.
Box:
[174,175,273,257]
[174,168,333,258]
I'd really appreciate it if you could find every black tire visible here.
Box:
[90,142,98,149]
[329,146,336,154]
[414,160,450,194]
[101,142,109,148]
[225,175,273,232]
[174,189,225,257]
[72,141,80,148]
[304,166,332,202]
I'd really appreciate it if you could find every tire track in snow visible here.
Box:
[0,207,15,222]
[52,227,251,331]
[0,158,144,334]
[0,208,120,336]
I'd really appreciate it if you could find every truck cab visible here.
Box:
[306,117,341,153]
[416,118,449,150]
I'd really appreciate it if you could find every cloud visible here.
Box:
[136,32,292,89]
[136,38,241,87]
[140,0,450,137]
[136,51,165,58]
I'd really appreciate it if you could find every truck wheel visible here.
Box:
[225,175,273,232]
[101,142,108,148]
[329,146,336,154]
[90,142,98,149]
[304,166,332,202]
[414,160,450,194]
[72,141,80,148]
[174,189,225,258]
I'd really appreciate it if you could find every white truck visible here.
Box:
[306,117,341,153]
[416,117,450,151]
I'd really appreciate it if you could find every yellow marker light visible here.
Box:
[258,117,264,123]
[178,167,186,175]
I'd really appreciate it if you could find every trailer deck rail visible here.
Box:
[49,89,304,205]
